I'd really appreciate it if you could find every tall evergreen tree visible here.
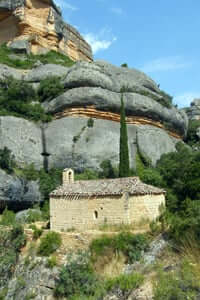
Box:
[119,92,130,177]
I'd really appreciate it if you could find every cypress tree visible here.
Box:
[119,92,130,177]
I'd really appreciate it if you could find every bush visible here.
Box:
[54,251,103,299]
[87,118,94,128]
[90,232,149,264]
[186,120,200,146]
[0,77,51,122]
[38,231,62,256]
[99,160,116,178]
[0,208,16,226]
[105,273,144,292]
[0,225,26,287]
[0,147,16,174]
[153,262,200,300]
[38,76,64,102]
[30,225,43,240]
[0,44,74,69]
[47,255,57,269]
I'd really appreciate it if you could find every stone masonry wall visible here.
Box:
[129,194,165,224]
[50,193,165,231]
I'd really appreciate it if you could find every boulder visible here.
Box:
[24,64,69,82]
[136,125,177,166]
[0,64,23,80]
[185,98,200,121]
[5,256,59,300]
[0,169,41,208]
[43,86,187,137]
[8,39,31,55]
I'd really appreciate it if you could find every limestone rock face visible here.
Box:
[0,169,41,208]
[0,116,43,169]
[43,61,188,138]
[45,117,178,170]
[0,0,93,61]
[185,99,200,120]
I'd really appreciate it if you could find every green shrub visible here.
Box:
[121,63,128,68]
[0,76,51,122]
[0,147,16,174]
[90,232,149,264]
[0,208,16,226]
[0,44,74,69]
[38,231,61,256]
[186,120,200,146]
[99,160,117,178]
[87,118,94,128]
[54,251,103,299]
[0,225,26,287]
[105,273,144,292]
[47,255,57,269]
[30,225,43,240]
[153,262,200,300]
[38,76,64,102]
[26,210,42,223]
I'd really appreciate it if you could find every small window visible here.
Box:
[94,210,98,219]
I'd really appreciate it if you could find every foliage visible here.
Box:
[29,225,43,240]
[75,169,99,180]
[153,262,200,300]
[0,208,16,226]
[186,119,200,146]
[38,76,64,102]
[26,209,42,223]
[0,77,51,122]
[47,255,58,269]
[54,251,103,299]
[121,63,128,68]
[38,231,61,256]
[140,168,164,187]
[157,142,200,210]
[105,272,144,292]
[99,160,116,178]
[0,225,26,287]
[137,89,173,108]
[87,118,94,128]
[0,44,74,69]
[90,232,149,264]
[119,93,130,177]
[0,146,16,174]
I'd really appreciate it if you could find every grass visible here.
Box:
[93,249,126,278]
[0,44,75,69]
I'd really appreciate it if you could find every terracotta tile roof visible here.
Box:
[50,177,165,198]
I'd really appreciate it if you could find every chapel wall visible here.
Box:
[129,194,165,224]
[50,195,129,231]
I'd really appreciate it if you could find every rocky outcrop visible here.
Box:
[0,0,92,61]
[5,256,59,300]
[0,60,188,171]
[185,99,200,121]
[0,169,41,209]
[0,116,43,169]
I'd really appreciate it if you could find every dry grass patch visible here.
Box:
[93,249,126,278]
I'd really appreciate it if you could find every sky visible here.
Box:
[54,0,200,108]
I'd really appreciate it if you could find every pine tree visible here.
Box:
[119,92,130,177]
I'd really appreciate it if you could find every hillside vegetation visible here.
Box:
[0,44,74,69]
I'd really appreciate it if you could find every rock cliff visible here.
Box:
[0,0,93,61]
[185,99,200,120]
[0,61,188,173]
